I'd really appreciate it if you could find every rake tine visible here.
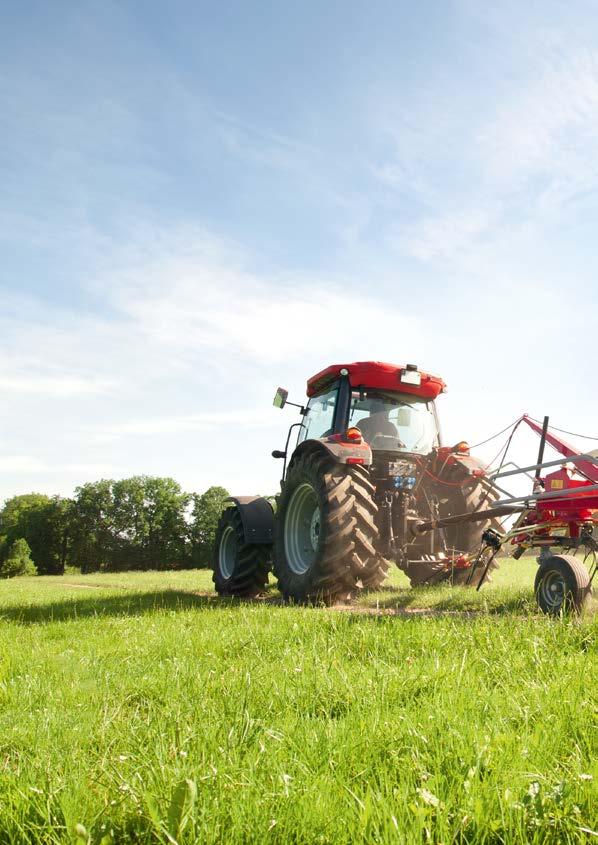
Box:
[476,549,498,591]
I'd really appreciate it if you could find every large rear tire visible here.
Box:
[213,507,271,598]
[534,554,592,615]
[274,450,378,603]
[359,556,392,590]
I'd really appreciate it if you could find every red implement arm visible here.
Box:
[521,414,598,483]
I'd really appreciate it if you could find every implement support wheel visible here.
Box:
[534,554,592,615]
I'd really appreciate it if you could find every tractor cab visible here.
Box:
[298,361,445,456]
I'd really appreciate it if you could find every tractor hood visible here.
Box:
[306,361,446,400]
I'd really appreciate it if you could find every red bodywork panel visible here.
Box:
[537,468,598,517]
[521,415,598,519]
[434,448,485,478]
[306,361,446,400]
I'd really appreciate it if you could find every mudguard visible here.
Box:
[288,438,373,471]
[452,453,487,475]
[434,449,487,480]
[227,496,274,545]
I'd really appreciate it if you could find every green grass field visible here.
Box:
[0,560,596,844]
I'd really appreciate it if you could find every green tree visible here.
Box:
[70,480,115,572]
[0,538,36,578]
[70,477,191,571]
[0,494,71,575]
[111,476,190,570]
[190,486,230,567]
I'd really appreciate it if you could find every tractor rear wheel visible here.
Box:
[213,507,271,598]
[274,450,378,603]
[534,554,592,615]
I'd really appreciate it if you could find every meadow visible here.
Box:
[0,559,595,844]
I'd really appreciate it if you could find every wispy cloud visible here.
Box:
[214,110,317,172]
[480,50,598,209]
[391,206,498,263]
[374,42,598,265]
[95,409,279,438]
[0,375,111,397]
[0,456,47,473]
[0,456,121,475]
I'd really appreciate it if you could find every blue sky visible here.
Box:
[1,0,597,501]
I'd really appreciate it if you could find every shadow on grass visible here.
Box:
[0,584,541,626]
[0,589,233,625]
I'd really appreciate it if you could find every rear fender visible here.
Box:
[435,451,487,480]
[449,454,488,478]
[227,496,274,545]
[287,438,373,472]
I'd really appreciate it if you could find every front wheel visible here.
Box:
[213,507,271,597]
[274,450,378,603]
[534,554,592,615]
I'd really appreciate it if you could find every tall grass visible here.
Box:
[0,563,595,843]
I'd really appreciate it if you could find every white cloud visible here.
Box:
[375,44,598,267]
[97,409,279,437]
[0,456,120,475]
[479,50,598,208]
[393,207,497,263]
[0,374,111,397]
[0,456,47,473]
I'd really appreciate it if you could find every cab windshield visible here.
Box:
[349,390,439,454]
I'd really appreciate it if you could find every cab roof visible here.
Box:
[306,361,446,400]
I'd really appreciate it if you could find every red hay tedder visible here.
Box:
[213,361,596,615]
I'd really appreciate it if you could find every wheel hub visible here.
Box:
[539,570,565,609]
[284,483,321,575]
[218,525,237,580]
[310,508,321,549]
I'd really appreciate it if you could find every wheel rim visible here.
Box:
[218,526,237,579]
[538,569,567,611]
[284,483,321,575]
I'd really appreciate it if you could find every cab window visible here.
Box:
[298,384,338,443]
[349,390,439,454]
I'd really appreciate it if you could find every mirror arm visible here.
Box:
[285,400,307,415]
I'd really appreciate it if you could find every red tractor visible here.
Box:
[213,361,502,603]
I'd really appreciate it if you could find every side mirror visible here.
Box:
[273,387,288,409]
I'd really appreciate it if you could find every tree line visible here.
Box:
[0,477,229,577]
